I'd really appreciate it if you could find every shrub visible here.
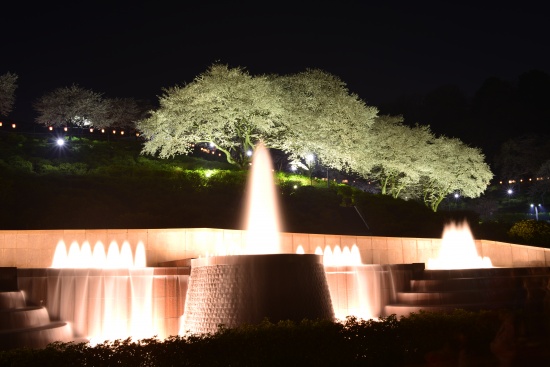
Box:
[508,219,550,247]
[7,156,33,173]
[0,310,502,367]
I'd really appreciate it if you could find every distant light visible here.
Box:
[48,126,53,131]
[136,132,140,137]
[56,138,65,147]
[507,189,513,195]
[101,129,105,133]
[0,122,2,127]
[112,130,116,134]
[454,193,460,199]
[120,131,124,135]
[209,142,215,148]
[89,128,94,133]
[63,127,68,132]
[11,123,16,129]
[246,150,252,157]
[293,185,297,189]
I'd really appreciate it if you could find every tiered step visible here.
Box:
[385,267,550,317]
[0,276,74,350]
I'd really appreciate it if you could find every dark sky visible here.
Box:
[2,2,549,132]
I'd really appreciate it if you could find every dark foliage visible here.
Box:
[508,219,550,247]
[353,192,443,238]
[0,310,503,367]
[0,131,541,244]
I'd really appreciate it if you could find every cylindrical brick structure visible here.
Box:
[180,254,334,335]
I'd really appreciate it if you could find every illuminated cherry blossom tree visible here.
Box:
[420,136,493,211]
[33,84,106,128]
[271,69,379,172]
[136,64,378,170]
[101,97,151,130]
[356,115,435,198]
[136,64,284,168]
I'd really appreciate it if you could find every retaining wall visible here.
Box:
[0,228,549,268]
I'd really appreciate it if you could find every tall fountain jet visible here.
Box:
[242,142,282,254]
[180,142,334,335]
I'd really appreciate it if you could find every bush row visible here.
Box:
[0,309,502,367]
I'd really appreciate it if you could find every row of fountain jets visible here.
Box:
[38,143,493,347]
[50,142,492,271]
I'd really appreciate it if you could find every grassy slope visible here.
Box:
[0,132,514,241]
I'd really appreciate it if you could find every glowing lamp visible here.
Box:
[48,126,53,131]
[63,127,68,131]
[56,138,65,146]
[89,128,94,133]
[11,123,16,128]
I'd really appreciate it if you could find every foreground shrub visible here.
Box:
[0,310,502,367]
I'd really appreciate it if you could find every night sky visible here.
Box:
[2,2,549,146]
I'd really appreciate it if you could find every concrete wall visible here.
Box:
[1,228,549,268]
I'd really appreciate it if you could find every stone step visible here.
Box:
[0,306,51,330]
[0,321,74,351]
[384,303,481,318]
[396,288,524,305]
[419,268,550,280]
[396,290,483,305]
[382,268,550,318]
[409,277,524,292]
[0,291,27,309]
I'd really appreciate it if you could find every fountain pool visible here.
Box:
[5,142,544,350]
